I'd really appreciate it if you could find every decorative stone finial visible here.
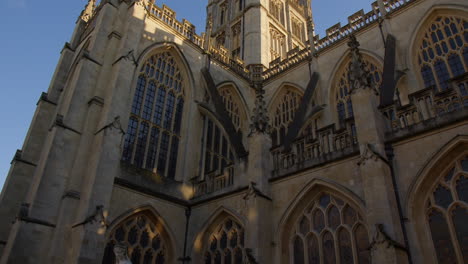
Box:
[79,0,96,23]
[249,83,271,136]
[204,14,213,51]
[348,35,379,95]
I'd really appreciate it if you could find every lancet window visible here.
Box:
[122,52,184,179]
[204,218,245,264]
[271,88,302,147]
[417,15,467,91]
[425,155,468,263]
[219,87,244,131]
[270,26,286,61]
[291,193,371,264]
[335,58,382,122]
[269,0,285,25]
[102,212,169,264]
[200,116,235,178]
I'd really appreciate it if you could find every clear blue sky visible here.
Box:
[0,0,375,190]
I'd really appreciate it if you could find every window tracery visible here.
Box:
[270,88,302,147]
[200,116,235,177]
[204,218,245,264]
[335,57,382,122]
[291,193,371,264]
[417,15,468,92]
[102,212,169,264]
[291,17,305,42]
[231,23,242,59]
[122,52,184,179]
[219,87,244,131]
[270,26,286,61]
[269,0,285,25]
[425,155,468,263]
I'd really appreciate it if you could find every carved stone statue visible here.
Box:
[114,243,132,264]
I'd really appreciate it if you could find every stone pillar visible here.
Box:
[348,36,408,264]
[243,82,273,263]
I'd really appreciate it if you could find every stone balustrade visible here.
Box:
[192,165,235,197]
[272,119,358,174]
[381,74,468,131]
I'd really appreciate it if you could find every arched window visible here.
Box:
[219,86,246,132]
[122,52,185,179]
[269,0,285,25]
[291,193,371,264]
[200,115,235,178]
[424,155,468,263]
[102,212,171,264]
[204,217,245,264]
[417,15,468,91]
[270,88,303,146]
[335,57,382,122]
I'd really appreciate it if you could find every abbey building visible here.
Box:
[0,0,467,263]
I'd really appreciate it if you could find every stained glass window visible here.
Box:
[204,218,245,264]
[291,193,370,264]
[271,88,302,146]
[122,52,185,179]
[335,57,382,121]
[102,212,169,264]
[425,156,468,263]
[417,15,468,91]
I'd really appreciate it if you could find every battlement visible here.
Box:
[146,2,205,48]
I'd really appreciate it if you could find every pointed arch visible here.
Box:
[327,49,383,124]
[217,82,249,132]
[268,83,305,147]
[102,205,176,264]
[407,134,468,263]
[197,104,238,179]
[136,42,196,101]
[408,6,468,92]
[122,44,193,180]
[277,178,369,264]
[191,206,247,264]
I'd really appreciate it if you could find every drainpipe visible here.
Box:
[385,144,414,264]
[179,207,192,263]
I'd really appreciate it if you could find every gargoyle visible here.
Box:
[72,205,108,228]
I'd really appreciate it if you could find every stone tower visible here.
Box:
[206,0,313,67]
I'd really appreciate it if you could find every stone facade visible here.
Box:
[1,0,468,263]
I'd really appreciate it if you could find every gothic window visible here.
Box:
[102,212,169,264]
[269,0,285,25]
[291,17,305,42]
[335,58,382,122]
[216,32,226,48]
[204,218,245,264]
[200,116,235,177]
[271,88,302,146]
[122,52,185,179]
[270,26,286,61]
[231,23,242,59]
[417,15,468,92]
[219,4,227,25]
[425,155,468,263]
[291,193,370,264]
[219,87,245,131]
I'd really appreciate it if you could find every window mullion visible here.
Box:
[445,209,465,263]
[130,120,141,164]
